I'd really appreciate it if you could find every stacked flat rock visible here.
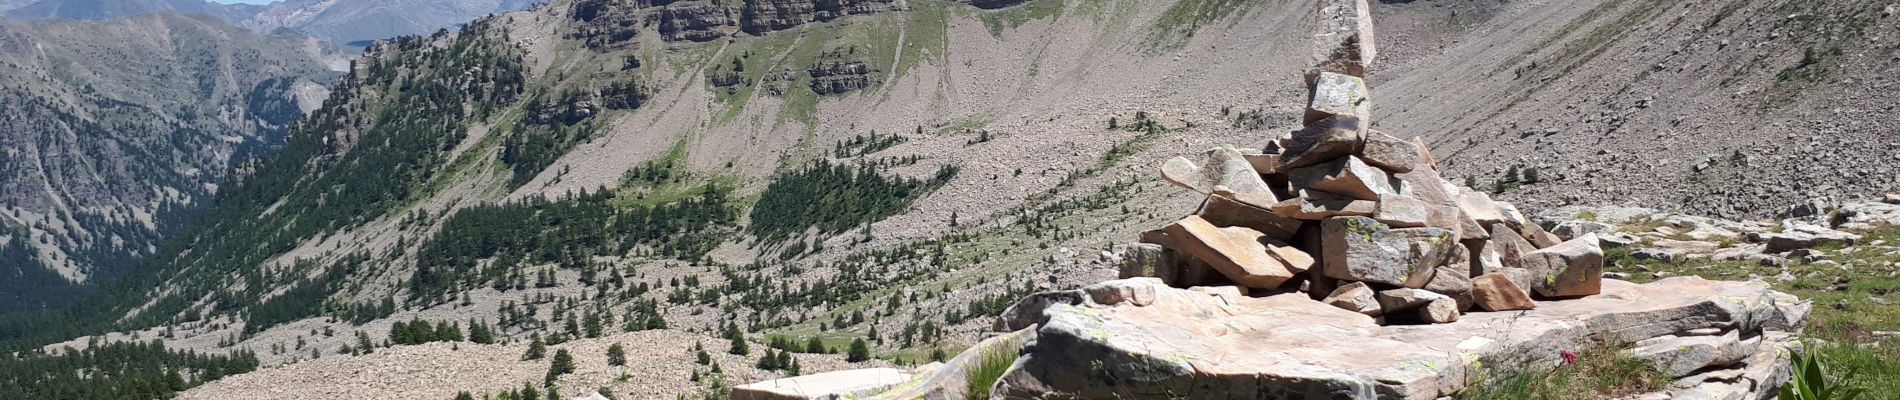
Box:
[1130,0,1601,325]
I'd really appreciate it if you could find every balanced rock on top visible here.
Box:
[1161,145,1279,209]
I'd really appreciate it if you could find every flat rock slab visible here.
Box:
[733,368,914,400]
[994,277,1806,400]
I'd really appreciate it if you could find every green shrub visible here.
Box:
[1780,349,1865,400]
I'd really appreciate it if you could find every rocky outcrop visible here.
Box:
[808,45,881,95]
[975,277,1804,399]
[567,0,643,49]
[649,1,735,42]
[953,0,1028,10]
[741,0,898,35]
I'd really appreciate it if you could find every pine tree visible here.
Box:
[455,391,476,400]
[607,343,626,366]
[356,331,375,355]
[846,338,871,362]
[727,326,749,356]
[805,337,825,354]
[546,349,575,385]
[524,334,547,360]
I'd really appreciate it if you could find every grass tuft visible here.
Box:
[964,345,1020,400]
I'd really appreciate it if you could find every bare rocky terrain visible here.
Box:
[8,0,1898,398]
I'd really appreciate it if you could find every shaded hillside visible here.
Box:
[0,12,343,311]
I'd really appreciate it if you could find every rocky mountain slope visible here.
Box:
[6,0,543,44]
[3,0,1895,398]
[0,12,343,310]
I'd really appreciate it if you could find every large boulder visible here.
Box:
[1160,216,1308,289]
[1279,115,1364,169]
[1523,233,1605,298]
[1289,156,1399,200]
[1321,216,1459,288]
[1160,145,1278,208]
[991,277,1806,399]
[1627,331,1755,378]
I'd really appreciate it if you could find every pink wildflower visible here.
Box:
[1560,349,1579,364]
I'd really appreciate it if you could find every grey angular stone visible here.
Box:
[1419,296,1460,324]
[1552,220,1616,240]
[1160,145,1278,208]
[1423,262,1473,310]
[1279,115,1364,170]
[1112,243,1168,281]
[1290,156,1397,201]
[1198,191,1302,241]
[1377,288,1448,314]
[1321,216,1459,288]
[1323,281,1381,317]
[1303,72,1371,126]
[1628,331,1753,378]
[1525,233,1605,298]
[1311,0,1376,77]
[1360,131,1420,173]
[1269,190,1378,220]
[1373,193,1435,228]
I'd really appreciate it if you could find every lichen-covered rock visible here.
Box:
[1524,233,1605,297]
[1321,216,1459,288]
[1304,71,1370,125]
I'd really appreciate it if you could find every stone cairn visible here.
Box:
[1127,0,1605,325]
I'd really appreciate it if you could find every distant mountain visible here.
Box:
[3,0,265,22]
[5,0,542,44]
[239,0,542,45]
[0,12,344,311]
[0,0,38,12]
